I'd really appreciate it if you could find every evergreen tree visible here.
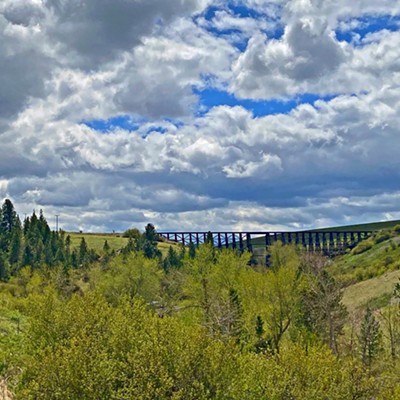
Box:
[71,249,78,268]
[188,242,196,259]
[122,237,136,255]
[0,251,8,281]
[78,238,88,266]
[1,199,20,232]
[141,224,161,259]
[206,231,214,245]
[359,308,382,366]
[0,199,21,252]
[228,288,244,340]
[163,246,181,273]
[144,223,159,243]
[9,227,22,265]
[103,240,110,253]
[23,215,30,235]
[65,235,71,265]
[22,244,34,267]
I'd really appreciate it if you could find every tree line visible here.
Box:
[1,198,400,398]
[0,199,99,279]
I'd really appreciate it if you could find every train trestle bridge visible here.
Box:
[159,231,373,263]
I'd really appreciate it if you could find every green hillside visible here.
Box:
[342,269,400,314]
[68,232,128,252]
[329,226,400,285]
[328,225,400,316]
[68,231,176,256]
[310,219,400,232]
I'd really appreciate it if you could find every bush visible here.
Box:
[122,228,141,239]
[352,238,374,255]
[374,231,391,244]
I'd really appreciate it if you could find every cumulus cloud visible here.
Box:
[114,19,237,118]
[230,17,348,99]
[43,0,210,70]
[2,0,400,231]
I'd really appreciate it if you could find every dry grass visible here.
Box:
[342,269,400,313]
[0,380,13,400]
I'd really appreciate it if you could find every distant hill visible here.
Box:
[308,219,400,232]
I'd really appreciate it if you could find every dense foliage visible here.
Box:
[1,199,400,399]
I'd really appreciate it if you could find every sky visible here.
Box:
[1,0,400,233]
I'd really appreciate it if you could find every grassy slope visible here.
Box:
[330,234,400,284]
[310,219,400,232]
[248,220,400,247]
[68,232,128,253]
[332,227,400,314]
[342,270,400,314]
[67,232,175,256]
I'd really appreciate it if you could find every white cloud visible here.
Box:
[2,0,400,231]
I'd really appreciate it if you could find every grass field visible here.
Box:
[342,269,400,314]
[67,232,128,253]
[67,232,176,256]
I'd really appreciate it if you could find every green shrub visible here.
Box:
[352,238,374,255]
[385,256,394,267]
[374,231,391,244]
[122,228,141,239]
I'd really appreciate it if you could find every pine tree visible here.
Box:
[359,308,382,366]
[141,224,161,259]
[163,246,181,273]
[9,227,22,266]
[255,315,269,353]
[0,251,8,281]
[228,288,244,340]
[188,242,196,259]
[206,231,214,245]
[65,235,71,265]
[1,199,20,232]
[70,249,78,268]
[144,223,159,243]
[22,244,33,267]
[103,240,110,253]
[78,238,88,266]
[0,199,21,252]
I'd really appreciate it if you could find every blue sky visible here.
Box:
[1,0,400,232]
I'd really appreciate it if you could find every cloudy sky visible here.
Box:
[1,0,400,232]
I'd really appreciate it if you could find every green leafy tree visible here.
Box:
[123,227,141,239]
[263,243,303,353]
